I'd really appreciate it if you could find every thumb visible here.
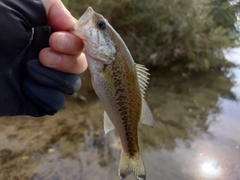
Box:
[41,0,76,31]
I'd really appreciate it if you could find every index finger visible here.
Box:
[41,0,76,30]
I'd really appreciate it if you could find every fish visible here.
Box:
[72,7,154,180]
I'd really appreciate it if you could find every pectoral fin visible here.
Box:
[140,98,154,128]
[103,111,115,134]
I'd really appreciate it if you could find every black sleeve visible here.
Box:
[0,0,48,63]
[0,0,81,116]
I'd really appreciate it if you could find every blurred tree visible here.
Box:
[64,0,240,71]
[209,0,240,33]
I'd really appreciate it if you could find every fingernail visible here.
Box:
[57,34,71,51]
[63,5,72,15]
[47,52,62,67]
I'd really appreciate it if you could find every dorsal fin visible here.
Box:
[140,98,154,127]
[135,64,154,127]
[135,64,150,97]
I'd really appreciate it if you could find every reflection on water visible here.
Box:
[199,159,221,178]
[1,49,240,180]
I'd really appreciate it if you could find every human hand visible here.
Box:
[0,0,86,116]
[40,0,87,74]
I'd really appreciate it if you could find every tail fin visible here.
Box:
[118,151,146,180]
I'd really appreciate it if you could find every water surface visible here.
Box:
[0,49,240,180]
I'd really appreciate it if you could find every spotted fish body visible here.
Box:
[72,7,154,180]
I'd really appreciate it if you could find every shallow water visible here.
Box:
[0,49,240,180]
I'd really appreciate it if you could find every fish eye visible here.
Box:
[97,20,106,30]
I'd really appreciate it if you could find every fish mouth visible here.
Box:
[77,7,94,28]
[73,7,95,38]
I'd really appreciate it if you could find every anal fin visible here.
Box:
[103,111,115,134]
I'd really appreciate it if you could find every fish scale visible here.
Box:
[109,60,141,156]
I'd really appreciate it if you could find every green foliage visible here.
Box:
[64,0,239,71]
[209,0,239,32]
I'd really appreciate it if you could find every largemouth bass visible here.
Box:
[72,7,154,180]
